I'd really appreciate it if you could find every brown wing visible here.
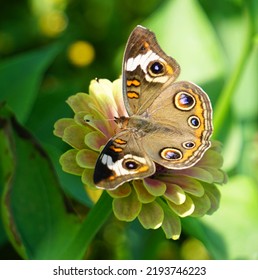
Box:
[122,25,180,116]
[141,81,213,169]
[94,130,155,190]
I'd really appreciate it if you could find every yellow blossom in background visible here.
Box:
[68,41,95,67]
[39,11,68,37]
[31,0,68,37]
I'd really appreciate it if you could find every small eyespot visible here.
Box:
[174,91,196,111]
[160,148,183,161]
[148,61,165,76]
[188,116,200,128]
[182,141,196,149]
[140,42,149,52]
[123,159,140,170]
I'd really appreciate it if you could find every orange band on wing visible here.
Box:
[127,91,139,99]
[138,165,149,172]
[127,79,141,87]
[114,138,127,145]
[165,64,174,75]
[109,145,123,153]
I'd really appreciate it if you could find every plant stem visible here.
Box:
[60,191,113,259]
[213,8,255,138]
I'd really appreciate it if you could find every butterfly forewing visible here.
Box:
[122,25,180,116]
[94,130,155,190]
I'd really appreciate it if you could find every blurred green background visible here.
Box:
[0,0,258,260]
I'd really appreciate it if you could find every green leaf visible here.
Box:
[0,43,61,123]
[203,175,258,260]
[55,191,113,259]
[0,104,81,259]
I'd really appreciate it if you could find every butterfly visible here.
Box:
[93,25,213,190]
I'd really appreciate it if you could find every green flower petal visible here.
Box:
[89,79,119,119]
[190,194,211,217]
[53,118,76,138]
[210,140,223,153]
[82,111,114,137]
[76,149,98,168]
[205,167,227,184]
[89,79,113,97]
[161,205,181,240]
[112,79,127,116]
[198,149,224,169]
[108,183,132,198]
[85,131,107,151]
[74,111,91,126]
[143,177,166,196]
[81,168,95,188]
[172,167,214,184]
[133,180,155,203]
[202,183,221,215]
[60,149,84,175]
[113,189,141,222]
[166,195,195,217]
[138,201,164,229]
[63,125,91,149]
[67,92,93,113]
[164,183,186,205]
[163,175,204,197]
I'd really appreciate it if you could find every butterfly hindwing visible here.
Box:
[140,81,213,169]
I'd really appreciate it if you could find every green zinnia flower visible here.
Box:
[54,78,227,240]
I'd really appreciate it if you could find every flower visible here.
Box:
[54,78,227,240]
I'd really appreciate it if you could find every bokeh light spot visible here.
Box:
[181,237,210,260]
[39,11,68,37]
[68,41,95,67]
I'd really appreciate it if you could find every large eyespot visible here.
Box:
[148,61,165,76]
[123,159,140,170]
[160,148,183,161]
[174,91,196,111]
[188,116,200,128]
[182,141,196,149]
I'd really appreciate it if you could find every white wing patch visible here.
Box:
[125,50,169,84]
[101,154,147,176]
[126,50,161,73]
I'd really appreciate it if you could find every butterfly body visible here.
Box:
[93,26,213,190]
